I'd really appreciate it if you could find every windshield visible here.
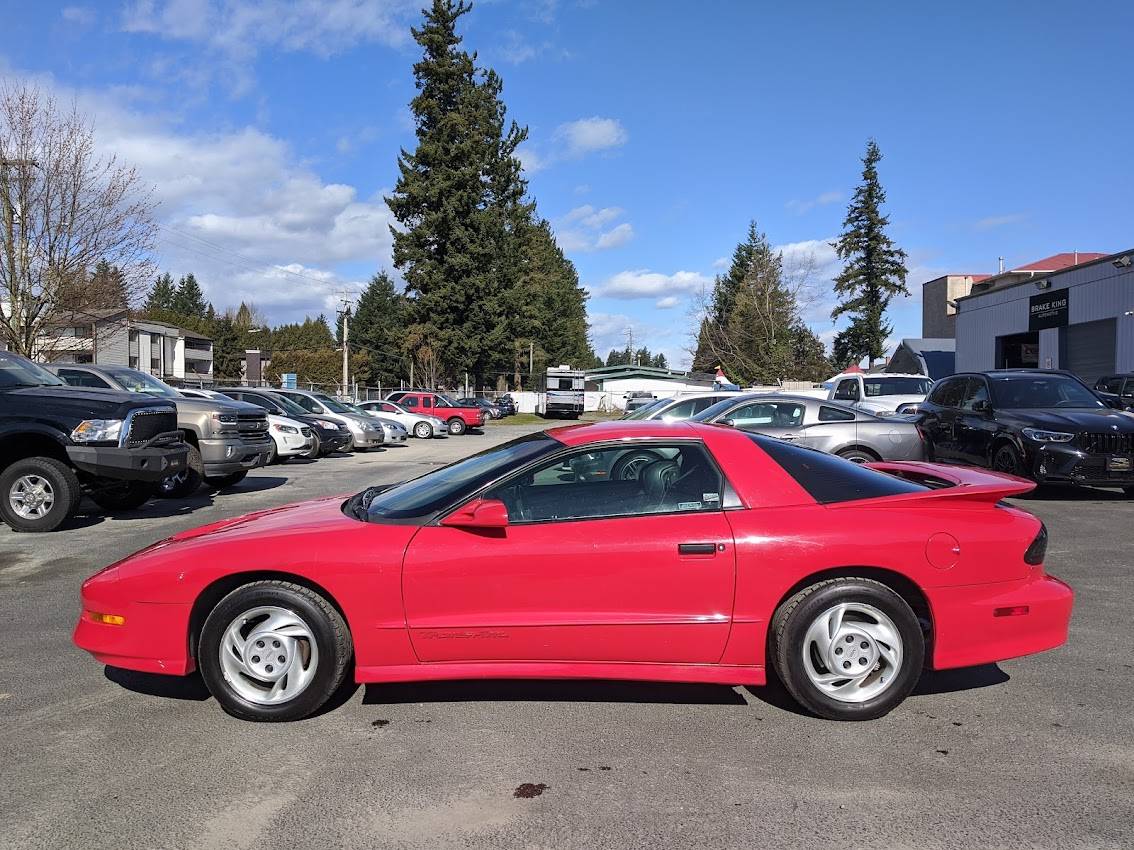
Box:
[862,377,932,396]
[434,394,460,408]
[990,375,1106,409]
[0,352,66,388]
[624,398,671,420]
[265,392,311,417]
[104,367,180,397]
[365,432,558,520]
[313,394,351,414]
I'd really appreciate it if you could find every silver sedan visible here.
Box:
[692,393,925,463]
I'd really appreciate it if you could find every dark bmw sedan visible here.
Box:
[918,370,1134,493]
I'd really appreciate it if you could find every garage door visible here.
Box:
[1062,318,1116,385]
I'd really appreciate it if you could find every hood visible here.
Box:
[1000,407,1134,433]
[169,494,354,544]
[5,385,173,420]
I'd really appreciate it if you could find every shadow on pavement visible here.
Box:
[105,666,212,701]
[364,678,748,706]
[1014,485,1127,502]
[912,663,1008,695]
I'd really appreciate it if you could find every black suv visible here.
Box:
[918,369,1134,493]
[1093,374,1134,410]
[0,351,189,531]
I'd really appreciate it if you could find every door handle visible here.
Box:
[678,543,717,555]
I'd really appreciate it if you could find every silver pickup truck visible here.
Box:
[50,365,272,497]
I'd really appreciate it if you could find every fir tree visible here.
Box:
[830,139,909,366]
[173,273,208,319]
[351,271,409,385]
[210,315,243,382]
[144,273,177,314]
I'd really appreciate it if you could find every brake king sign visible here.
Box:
[1029,290,1069,331]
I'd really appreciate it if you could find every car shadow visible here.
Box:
[363,678,748,706]
[104,666,212,701]
[912,663,1009,695]
[203,475,289,495]
[1014,485,1127,502]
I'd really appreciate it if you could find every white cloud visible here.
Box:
[595,222,634,250]
[564,205,623,228]
[655,296,680,309]
[786,191,843,215]
[974,212,1027,231]
[598,269,711,300]
[554,206,633,253]
[121,0,417,59]
[589,311,691,371]
[554,116,628,157]
[711,256,729,269]
[61,5,96,25]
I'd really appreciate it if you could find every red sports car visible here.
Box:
[74,421,1073,722]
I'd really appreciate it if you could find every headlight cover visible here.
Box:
[71,419,124,443]
[1022,427,1075,443]
[272,423,299,434]
[315,420,339,430]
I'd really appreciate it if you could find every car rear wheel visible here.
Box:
[992,443,1025,477]
[198,581,352,721]
[414,421,433,439]
[0,457,81,532]
[836,447,880,464]
[158,445,203,499]
[447,417,466,435]
[90,481,155,512]
[771,578,923,720]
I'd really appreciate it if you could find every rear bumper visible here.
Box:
[931,573,1074,670]
[67,443,189,483]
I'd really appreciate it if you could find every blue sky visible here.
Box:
[3,0,1132,368]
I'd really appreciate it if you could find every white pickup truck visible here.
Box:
[826,372,933,415]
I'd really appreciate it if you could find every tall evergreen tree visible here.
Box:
[144,273,177,314]
[350,271,409,385]
[172,273,208,319]
[830,139,909,366]
[210,315,243,382]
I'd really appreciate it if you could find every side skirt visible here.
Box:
[355,661,765,687]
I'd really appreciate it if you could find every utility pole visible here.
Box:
[336,291,353,398]
[529,341,534,378]
[624,327,635,365]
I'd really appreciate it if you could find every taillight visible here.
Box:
[1024,523,1048,565]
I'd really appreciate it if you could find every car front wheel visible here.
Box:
[198,581,353,721]
[771,578,924,720]
[992,443,1025,478]
[413,421,433,439]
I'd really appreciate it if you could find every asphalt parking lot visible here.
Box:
[1,423,1132,850]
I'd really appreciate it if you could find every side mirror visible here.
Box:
[440,498,509,529]
[721,418,736,427]
[972,399,992,415]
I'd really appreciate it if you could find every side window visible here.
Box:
[421,397,432,408]
[293,394,320,413]
[403,397,418,408]
[1122,379,1134,400]
[380,402,397,413]
[59,369,111,388]
[927,378,964,408]
[818,405,855,422]
[1098,376,1122,393]
[244,396,272,411]
[833,379,860,401]
[959,377,990,412]
[484,443,727,524]
[690,397,724,416]
[730,401,804,427]
[660,399,697,420]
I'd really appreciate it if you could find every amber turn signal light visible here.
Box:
[87,611,126,626]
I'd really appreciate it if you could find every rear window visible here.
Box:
[749,434,928,504]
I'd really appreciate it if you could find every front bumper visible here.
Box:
[67,442,190,483]
[200,436,274,475]
[277,433,315,457]
[350,430,384,448]
[1026,442,1134,488]
[73,569,194,675]
[931,572,1074,670]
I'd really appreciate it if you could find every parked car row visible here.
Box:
[0,351,493,533]
[626,369,1134,496]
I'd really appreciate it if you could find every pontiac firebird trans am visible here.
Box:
[73,421,1073,722]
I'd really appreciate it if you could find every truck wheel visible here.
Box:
[0,457,81,533]
[158,445,203,499]
[206,471,248,490]
[447,417,466,436]
[90,482,155,512]
[413,421,433,439]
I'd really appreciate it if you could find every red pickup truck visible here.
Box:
[385,391,486,435]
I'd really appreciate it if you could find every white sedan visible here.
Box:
[356,400,449,439]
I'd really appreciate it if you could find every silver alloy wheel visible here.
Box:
[801,602,903,703]
[218,605,319,705]
[414,421,432,438]
[9,475,55,519]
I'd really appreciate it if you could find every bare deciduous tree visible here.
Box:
[0,81,157,357]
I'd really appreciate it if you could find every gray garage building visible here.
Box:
[954,249,1134,384]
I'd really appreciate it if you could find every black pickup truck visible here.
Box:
[0,351,189,532]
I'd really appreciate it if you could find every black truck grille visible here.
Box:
[1080,432,1134,455]
[123,409,177,446]
[237,413,269,439]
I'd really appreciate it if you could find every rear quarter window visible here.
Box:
[749,433,928,504]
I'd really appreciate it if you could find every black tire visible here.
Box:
[992,443,1025,478]
[771,577,924,721]
[206,470,247,490]
[837,446,880,464]
[267,439,279,465]
[447,417,466,436]
[90,481,155,512]
[158,445,203,499]
[308,432,321,458]
[0,456,81,533]
[197,580,353,722]
[413,421,433,439]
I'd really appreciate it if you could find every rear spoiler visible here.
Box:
[851,461,1036,505]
